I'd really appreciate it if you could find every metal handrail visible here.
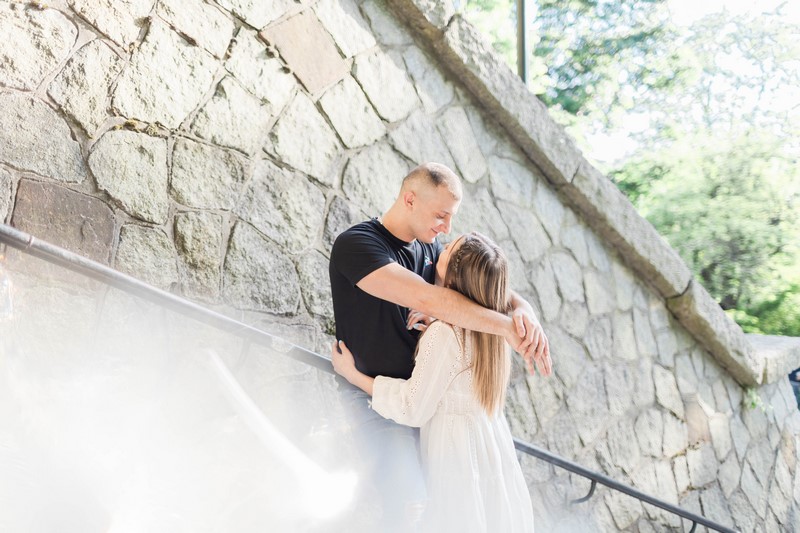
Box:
[0,223,738,533]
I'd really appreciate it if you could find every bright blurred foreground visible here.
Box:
[0,252,360,533]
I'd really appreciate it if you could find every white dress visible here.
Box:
[371,321,535,533]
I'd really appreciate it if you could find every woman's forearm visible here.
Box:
[348,370,374,396]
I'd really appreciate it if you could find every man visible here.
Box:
[329,162,551,531]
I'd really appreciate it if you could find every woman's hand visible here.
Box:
[406,310,435,333]
[331,339,357,382]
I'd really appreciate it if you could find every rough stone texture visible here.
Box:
[585,316,612,360]
[48,40,124,135]
[216,0,294,28]
[225,27,296,108]
[604,488,644,530]
[0,168,11,223]
[633,306,658,358]
[113,21,218,129]
[635,409,664,457]
[497,201,549,266]
[709,413,733,460]
[436,106,487,184]
[668,280,763,386]
[673,454,690,494]
[389,110,456,171]
[532,182,565,243]
[89,130,169,224]
[0,4,77,91]
[550,251,584,303]
[342,142,407,215]
[687,443,718,488]
[222,221,300,314]
[295,250,334,326]
[353,48,420,122]
[487,156,535,207]
[719,453,741,497]
[748,334,800,384]
[654,364,685,419]
[663,414,689,458]
[314,0,376,58]
[699,484,731,525]
[261,10,348,94]
[452,187,508,242]
[235,159,325,254]
[612,312,638,361]
[69,0,153,46]
[268,92,340,185]
[11,179,114,264]
[323,195,363,249]
[0,94,86,183]
[404,46,455,114]
[531,258,561,323]
[115,224,179,290]
[362,0,414,47]
[170,138,244,210]
[565,366,607,445]
[191,76,272,156]
[174,211,222,299]
[319,75,386,148]
[156,0,235,58]
[585,271,614,315]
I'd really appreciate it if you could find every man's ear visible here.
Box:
[403,190,416,210]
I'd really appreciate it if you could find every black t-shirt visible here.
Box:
[329,218,443,379]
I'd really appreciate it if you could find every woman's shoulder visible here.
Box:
[424,321,465,351]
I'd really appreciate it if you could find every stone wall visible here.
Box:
[1,0,799,530]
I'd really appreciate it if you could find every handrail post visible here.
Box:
[516,0,529,85]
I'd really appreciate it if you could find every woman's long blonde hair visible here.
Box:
[443,232,511,415]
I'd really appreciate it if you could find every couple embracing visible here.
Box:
[329,163,552,532]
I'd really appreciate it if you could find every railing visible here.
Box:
[0,223,738,533]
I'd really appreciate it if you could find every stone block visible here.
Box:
[0,168,12,222]
[170,138,245,210]
[261,10,348,94]
[353,48,420,122]
[225,27,297,107]
[216,0,294,29]
[451,187,508,241]
[314,0,376,58]
[174,211,222,299]
[740,463,768,518]
[611,311,637,361]
[532,183,565,243]
[586,231,611,273]
[157,0,235,58]
[48,40,124,135]
[319,75,385,148]
[633,306,657,358]
[342,142,407,215]
[361,0,414,47]
[699,484,731,525]
[113,21,218,129]
[662,413,688,457]
[0,4,77,91]
[635,408,664,457]
[550,251,584,303]
[730,414,751,461]
[585,316,612,361]
[487,155,534,207]
[295,250,334,325]
[404,46,456,114]
[709,413,732,460]
[88,130,169,224]
[654,364,685,419]
[323,195,363,250]
[585,271,614,316]
[605,363,635,416]
[673,454,690,494]
[389,110,456,171]
[558,301,589,339]
[604,487,643,530]
[0,94,86,183]
[718,453,741,497]
[656,329,678,368]
[438,107,488,184]
[496,201,550,266]
[222,222,300,314]
[565,365,607,446]
[548,326,587,391]
[728,491,758,532]
[529,257,561,324]
[268,92,341,185]
[687,443,718,488]
[115,224,179,290]
[191,77,273,156]
[11,179,114,264]
[69,0,152,46]
[236,158,325,253]
[667,280,762,386]
[748,334,800,385]
[611,261,635,312]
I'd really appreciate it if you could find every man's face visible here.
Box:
[436,234,465,284]
[410,185,460,244]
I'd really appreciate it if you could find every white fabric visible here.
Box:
[372,321,535,533]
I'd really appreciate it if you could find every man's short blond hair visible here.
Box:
[401,162,462,200]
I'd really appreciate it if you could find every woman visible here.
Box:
[331,232,535,532]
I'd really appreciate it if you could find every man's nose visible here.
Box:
[440,218,451,234]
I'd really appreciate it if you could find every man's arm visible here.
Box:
[357,263,550,374]
[509,290,552,376]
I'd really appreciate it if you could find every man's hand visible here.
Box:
[510,306,551,377]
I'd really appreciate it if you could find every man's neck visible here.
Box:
[379,206,415,243]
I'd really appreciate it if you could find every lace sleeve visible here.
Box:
[371,321,461,427]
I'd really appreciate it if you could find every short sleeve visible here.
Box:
[371,321,462,427]
[331,228,395,286]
